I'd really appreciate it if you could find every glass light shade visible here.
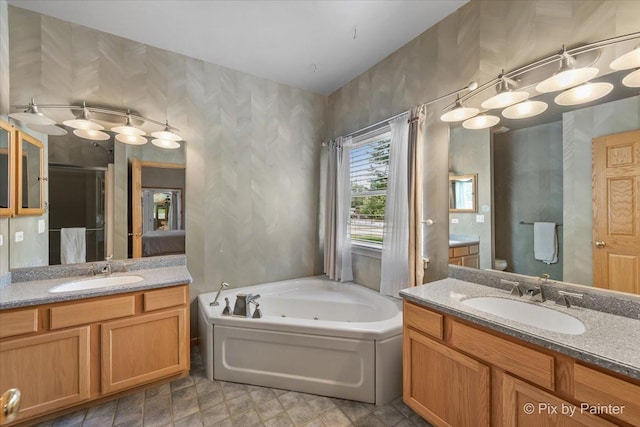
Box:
[554,82,613,106]
[481,90,529,109]
[112,124,145,136]
[152,138,181,149]
[440,105,479,122]
[610,46,640,70]
[27,123,68,136]
[73,129,110,141]
[535,67,599,93]
[116,133,147,145]
[151,129,182,141]
[502,100,548,119]
[622,69,640,88]
[62,118,104,130]
[8,111,55,125]
[462,114,500,130]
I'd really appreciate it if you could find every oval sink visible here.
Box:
[462,296,585,335]
[50,275,144,293]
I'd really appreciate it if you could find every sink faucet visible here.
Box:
[101,255,113,275]
[556,290,583,308]
[525,286,546,302]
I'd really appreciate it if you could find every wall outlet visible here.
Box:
[15,231,24,242]
[0,234,3,246]
[38,219,45,233]
[476,215,485,223]
[451,218,459,224]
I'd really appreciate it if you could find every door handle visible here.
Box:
[595,241,606,248]
[1,388,21,423]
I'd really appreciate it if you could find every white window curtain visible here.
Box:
[380,114,410,297]
[324,136,353,282]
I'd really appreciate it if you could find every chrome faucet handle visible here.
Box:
[87,265,97,276]
[556,290,583,308]
[210,281,230,306]
[247,294,261,303]
[222,298,231,315]
[501,279,522,297]
[120,261,136,272]
[252,303,262,319]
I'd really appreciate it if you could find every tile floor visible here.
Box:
[35,347,433,427]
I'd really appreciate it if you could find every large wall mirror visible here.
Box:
[7,124,185,269]
[448,68,640,295]
[0,120,15,217]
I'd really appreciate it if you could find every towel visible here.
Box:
[60,227,86,264]
[533,222,558,264]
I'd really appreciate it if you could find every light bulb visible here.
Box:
[554,82,613,106]
[152,138,181,149]
[116,133,147,145]
[462,114,500,130]
[73,129,110,141]
[502,101,548,119]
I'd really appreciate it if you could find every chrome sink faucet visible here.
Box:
[101,255,113,275]
[525,286,546,302]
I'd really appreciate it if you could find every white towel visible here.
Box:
[60,227,86,264]
[533,222,558,264]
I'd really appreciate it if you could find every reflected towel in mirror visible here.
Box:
[533,222,558,264]
[60,227,86,264]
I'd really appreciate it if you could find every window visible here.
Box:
[350,129,391,247]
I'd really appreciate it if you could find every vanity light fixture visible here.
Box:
[554,82,614,106]
[535,49,599,93]
[462,113,500,130]
[152,138,181,149]
[73,129,110,141]
[622,69,640,87]
[610,45,640,70]
[116,133,148,145]
[63,105,104,130]
[26,123,68,136]
[480,74,529,110]
[8,98,55,125]
[440,96,479,122]
[151,121,182,141]
[501,100,548,119]
[111,113,145,136]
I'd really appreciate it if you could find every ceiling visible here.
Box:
[8,0,468,95]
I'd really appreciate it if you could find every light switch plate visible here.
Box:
[38,219,45,233]
[451,218,459,224]
[0,234,3,246]
[476,215,485,223]
[15,231,24,242]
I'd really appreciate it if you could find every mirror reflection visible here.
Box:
[0,123,10,212]
[449,92,640,294]
[449,174,476,212]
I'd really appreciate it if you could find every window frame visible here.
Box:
[348,126,391,257]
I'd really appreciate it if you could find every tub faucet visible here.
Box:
[210,281,230,306]
[233,294,261,318]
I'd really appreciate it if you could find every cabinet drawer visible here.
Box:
[468,244,479,255]
[452,246,469,257]
[50,296,135,330]
[144,286,187,312]
[574,364,640,425]
[403,301,443,339]
[448,248,454,258]
[450,321,554,390]
[0,308,38,338]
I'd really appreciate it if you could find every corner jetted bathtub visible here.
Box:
[197,276,403,405]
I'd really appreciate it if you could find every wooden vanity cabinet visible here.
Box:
[449,243,479,268]
[0,284,189,425]
[403,300,640,427]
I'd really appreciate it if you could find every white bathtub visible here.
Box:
[197,276,403,405]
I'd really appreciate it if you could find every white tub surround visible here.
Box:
[198,276,402,405]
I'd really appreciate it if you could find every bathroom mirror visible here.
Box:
[0,120,15,217]
[8,127,185,269]
[449,174,476,212]
[448,71,640,294]
[16,131,45,215]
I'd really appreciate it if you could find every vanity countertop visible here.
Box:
[0,265,192,310]
[400,278,640,381]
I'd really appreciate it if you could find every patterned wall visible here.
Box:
[328,0,640,283]
[6,7,327,331]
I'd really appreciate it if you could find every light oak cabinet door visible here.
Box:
[501,373,617,427]
[403,328,490,426]
[101,308,188,394]
[0,327,90,422]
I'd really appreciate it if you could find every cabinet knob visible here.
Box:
[1,388,21,423]
[595,241,606,248]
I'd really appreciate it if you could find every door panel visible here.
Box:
[593,130,640,294]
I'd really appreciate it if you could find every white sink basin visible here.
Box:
[462,296,586,335]
[49,275,144,293]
